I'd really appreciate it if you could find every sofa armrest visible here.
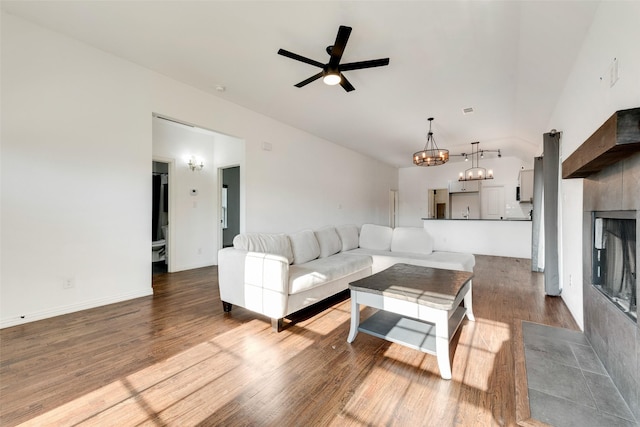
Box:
[218,248,246,300]
[218,248,291,318]
[244,251,290,292]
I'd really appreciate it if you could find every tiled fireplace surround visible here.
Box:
[582,150,639,421]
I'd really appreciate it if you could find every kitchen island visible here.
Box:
[422,218,532,258]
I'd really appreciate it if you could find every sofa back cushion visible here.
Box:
[314,226,342,258]
[288,230,321,264]
[359,224,393,251]
[391,227,433,255]
[233,233,294,264]
[335,224,360,251]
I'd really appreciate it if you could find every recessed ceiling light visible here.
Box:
[462,107,474,115]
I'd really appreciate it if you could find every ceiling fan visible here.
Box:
[277,25,390,92]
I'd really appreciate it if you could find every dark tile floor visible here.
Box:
[522,321,638,427]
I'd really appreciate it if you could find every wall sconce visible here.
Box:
[188,156,204,172]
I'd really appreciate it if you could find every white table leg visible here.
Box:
[464,280,475,321]
[435,310,452,380]
[347,294,360,343]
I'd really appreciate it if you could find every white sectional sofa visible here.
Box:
[217,224,475,331]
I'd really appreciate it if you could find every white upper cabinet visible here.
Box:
[449,180,480,193]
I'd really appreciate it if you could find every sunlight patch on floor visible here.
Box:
[18,320,314,426]
[454,318,511,392]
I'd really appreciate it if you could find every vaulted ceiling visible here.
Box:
[1,1,601,167]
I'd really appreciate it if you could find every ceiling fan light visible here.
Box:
[323,73,341,85]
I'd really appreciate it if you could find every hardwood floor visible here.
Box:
[0,256,579,426]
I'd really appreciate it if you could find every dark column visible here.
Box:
[543,132,561,296]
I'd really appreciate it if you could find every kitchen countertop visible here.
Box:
[422,218,531,221]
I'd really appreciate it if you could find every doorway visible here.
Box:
[427,188,449,219]
[152,160,170,274]
[221,166,240,248]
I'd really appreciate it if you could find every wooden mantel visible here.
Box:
[562,107,640,179]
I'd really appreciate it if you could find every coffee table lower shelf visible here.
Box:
[358,306,467,355]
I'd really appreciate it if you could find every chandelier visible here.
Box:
[413,117,449,166]
[458,141,500,181]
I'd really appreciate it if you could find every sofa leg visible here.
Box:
[272,318,283,332]
[222,301,232,312]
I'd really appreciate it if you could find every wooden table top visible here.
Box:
[349,263,474,310]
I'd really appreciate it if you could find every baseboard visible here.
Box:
[0,288,153,329]
[171,261,216,272]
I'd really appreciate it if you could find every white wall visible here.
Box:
[0,13,398,327]
[549,1,640,330]
[244,132,398,233]
[399,155,534,227]
[1,12,152,327]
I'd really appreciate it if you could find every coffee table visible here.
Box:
[347,263,474,380]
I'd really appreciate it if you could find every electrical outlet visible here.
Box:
[569,274,572,287]
[63,278,75,289]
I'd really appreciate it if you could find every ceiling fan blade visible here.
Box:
[294,72,323,88]
[340,58,390,71]
[278,49,324,68]
[339,74,355,92]
[328,25,352,68]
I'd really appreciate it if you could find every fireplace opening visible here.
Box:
[592,211,637,322]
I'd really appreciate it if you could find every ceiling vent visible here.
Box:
[462,107,475,115]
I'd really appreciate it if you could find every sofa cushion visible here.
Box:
[315,226,342,258]
[288,230,321,264]
[233,233,294,264]
[416,251,475,272]
[359,224,393,251]
[335,224,359,251]
[391,227,433,255]
[347,248,475,273]
[288,252,372,294]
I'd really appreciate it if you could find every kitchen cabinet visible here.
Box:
[449,180,479,193]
